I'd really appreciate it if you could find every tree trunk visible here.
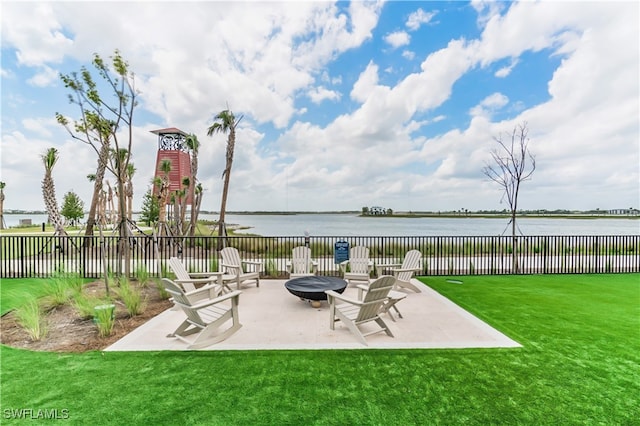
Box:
[85,141,110,240]
[218,174,231,249]
[42,175,67,236]
[511,210,518,274]
[0,191,4,230]
[188,159,198,238]
[116,169,130,277]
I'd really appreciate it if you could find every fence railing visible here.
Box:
[1,234,638,279]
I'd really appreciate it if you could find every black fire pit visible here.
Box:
[284,276,347,302]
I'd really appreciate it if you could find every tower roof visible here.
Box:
[150,127,188,136]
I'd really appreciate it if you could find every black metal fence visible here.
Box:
[1,234,638,279]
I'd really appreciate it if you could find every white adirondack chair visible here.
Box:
[220,247,263,291]
[168,257,229,300]
[168,257,231,298]
[339,246,374,286]
[286,246,318,279]
[325,275,396,345]
[377,250,422,293]
[162,278,242,349]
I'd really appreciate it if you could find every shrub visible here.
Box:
[155,279,170,300]
[16,299,47,341]
[135,263,150,287]
[42,275,71,308]
[94,304,115,338]
[118,277,145,316]
[73,293,109,320]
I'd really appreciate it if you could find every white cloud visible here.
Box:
[406,8,436,31]
[402,50,415,60]
[350,62,380,103]
[21,118,55,138]
[469,93,509,118]
[495,58,519,77]
[307,86,341,104]
[384,31,410,49]
[0,1,637,213]
[27,66,59,87]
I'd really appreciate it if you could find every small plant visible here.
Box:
[209,257,219,272]
[73,293,108,319]
[16,299,47,341]
[135,263,150,287]
[43,275,71,308]
[118,276,145,316]
[155,279,170,300]
[265,256,278,277]
[94,304,115,337]
[160,261,174,280]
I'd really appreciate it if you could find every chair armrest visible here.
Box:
[188,290,242,310]
[376,262,402,269]
[187,271,224,278]
[175,277,221,285]
[388,290,407,301]
[242,260,263,266]
[181,283,221,298]
[392,267,421,274]
[325,290,363,306]
[221,263,241,272]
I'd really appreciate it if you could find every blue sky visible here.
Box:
[1,1,638,213]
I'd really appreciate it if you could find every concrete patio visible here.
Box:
[105,278,521,351]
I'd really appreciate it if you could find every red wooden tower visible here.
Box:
[151,127,192,204]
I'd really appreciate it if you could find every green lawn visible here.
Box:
[1,274,638,425]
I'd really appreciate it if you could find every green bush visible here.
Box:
[117,277,145,317]
[16,299,47,341]
[94,304,115,338]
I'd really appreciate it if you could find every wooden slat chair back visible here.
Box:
[220,247,262,291]
[392,250,422,292]
[349,246,371,274]
[341,246,373,286]
[325,275,396,346]
[162,278,242,349]
[288,246,317,278]
[168,257,228,299]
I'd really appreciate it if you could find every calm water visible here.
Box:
[4,213,638,236]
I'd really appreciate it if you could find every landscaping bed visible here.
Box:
[0,280,172,352]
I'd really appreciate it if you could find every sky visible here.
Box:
[1,0,639,213]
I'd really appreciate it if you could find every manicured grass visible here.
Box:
[1,274,638,424]
[0,278,53,315]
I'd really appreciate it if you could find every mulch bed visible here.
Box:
[0,281,172,353]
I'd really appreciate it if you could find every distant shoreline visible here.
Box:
[3,211,637,220]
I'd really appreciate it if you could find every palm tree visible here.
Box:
[41,148,67,236]
[207,108,242,244]
[0,181,5,229]
[184,133,200,237]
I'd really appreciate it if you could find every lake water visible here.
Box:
[3,213,638,236]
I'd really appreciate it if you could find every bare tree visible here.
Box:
[482,122,536,273]
[57,50,138,276]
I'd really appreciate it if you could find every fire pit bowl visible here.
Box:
[284,276,348,301]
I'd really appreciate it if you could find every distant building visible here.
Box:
[367,206,387,216]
